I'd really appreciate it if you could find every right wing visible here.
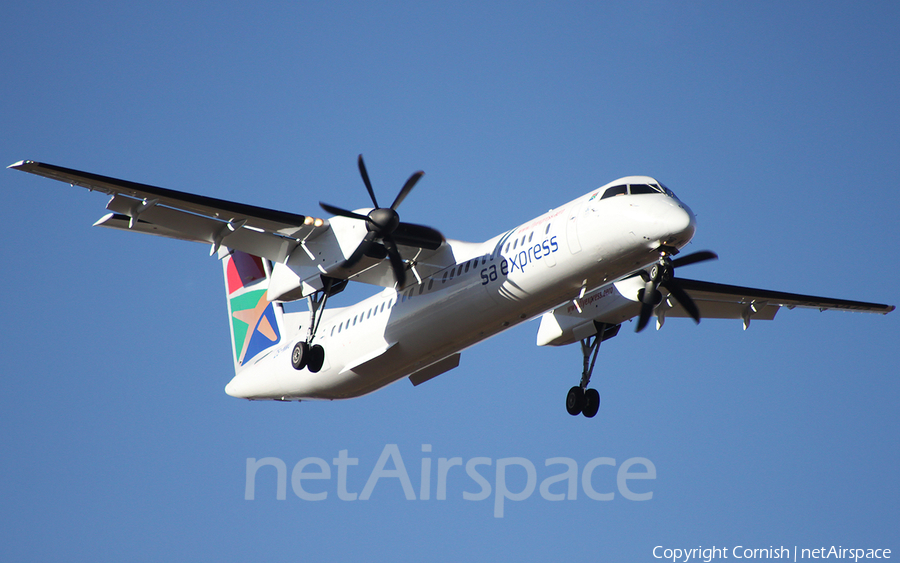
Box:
[9,160,451,298]
[9,160,329,263]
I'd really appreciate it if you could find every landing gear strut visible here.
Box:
[566,322,619,418]
[291,276,344,373]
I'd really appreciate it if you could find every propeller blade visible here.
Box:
[393,222,444,250]
[663,279,701,324]
[636,279,659,332]
[343,231,379,269]
[382,235,407,286]
[357,154,379,208]
[636,302,653,332]
[390,171,424,210]
[671,250,718,269]
[320,202,369,221]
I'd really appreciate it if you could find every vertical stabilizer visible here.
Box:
[220,248,284,374]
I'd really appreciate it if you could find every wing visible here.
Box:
[659,278,894,328]
[10,160,452,298]
[9,160,329,263]
[537,275,893,346]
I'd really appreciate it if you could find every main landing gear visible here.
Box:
[291,276,344,374]
[566,322,619,418]
[291,341,325,372]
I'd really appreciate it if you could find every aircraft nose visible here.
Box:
[668,202,696,246]
[638,198,696,250]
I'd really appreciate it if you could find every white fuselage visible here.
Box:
[225,182,696,400]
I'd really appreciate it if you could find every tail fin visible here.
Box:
[220,248,284,373]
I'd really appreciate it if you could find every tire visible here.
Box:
[291,342,309,370]
[307,344,325,373]
[582,388,600,418]
[566,386,585,416]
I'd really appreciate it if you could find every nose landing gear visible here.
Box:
[566,322,619,418]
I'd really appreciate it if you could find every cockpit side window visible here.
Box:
[600,185,627,199]
[657,182,678,199]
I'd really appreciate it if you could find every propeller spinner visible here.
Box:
[319,155,442,287]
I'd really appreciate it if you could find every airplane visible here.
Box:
[9,157,895,417]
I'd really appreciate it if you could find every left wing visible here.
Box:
[537,275,894,346]
[657,278,894,329]
[8,160,329,263]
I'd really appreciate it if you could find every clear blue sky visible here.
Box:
[2,2,898,561]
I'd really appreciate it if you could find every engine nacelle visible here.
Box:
[536,277,643,346]
[266,214,384,302]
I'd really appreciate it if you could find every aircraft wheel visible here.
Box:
[582,388,600,418]
[291,342,309,370]
[307,345,325,373]
[566,386,585,416]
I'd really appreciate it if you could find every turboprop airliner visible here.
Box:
[9,157,894,417]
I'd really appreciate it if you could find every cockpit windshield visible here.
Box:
[599,182,679,200]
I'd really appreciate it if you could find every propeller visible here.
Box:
[319,155,443,287]
[635,250,718,332]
